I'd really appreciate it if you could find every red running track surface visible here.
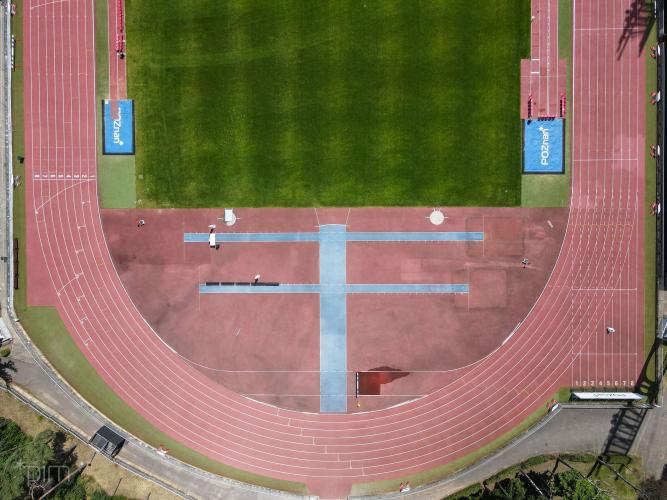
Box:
[22,0,646,497]
[107,0,125,100]
[520,0,568,118]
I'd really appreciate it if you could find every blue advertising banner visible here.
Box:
[102,99,135,155]
[523,118,564,174]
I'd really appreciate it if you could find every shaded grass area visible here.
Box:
[127,0,530,207]
[350,395,558,496]
[94,0,135,209]
[645,25,657,360]
[521,0,572,207]
[637,21,659,402]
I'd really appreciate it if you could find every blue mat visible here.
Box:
[102,99,135,155]
[523,118,564,173]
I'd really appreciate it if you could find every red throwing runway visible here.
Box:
[22,0,647,497]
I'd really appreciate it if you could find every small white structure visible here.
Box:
[428,209,446,226]
[0,318,12,346]
[573,392,642,401]
[224,209,237,226]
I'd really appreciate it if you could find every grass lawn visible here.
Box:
[126,0,530,207]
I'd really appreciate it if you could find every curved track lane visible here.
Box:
[23,0,646,497]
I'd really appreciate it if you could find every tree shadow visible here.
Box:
[52,430,78,468]
[617,0,655,59]
[0,358,16,386]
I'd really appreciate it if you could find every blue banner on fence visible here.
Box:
[523,118,564,174]
[103,99,135,155]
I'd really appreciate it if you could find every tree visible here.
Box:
[488,477,527,499]
[52,477,87,500]
[554,469,609,500]
[0,428,54,499]
[0,417,28,454]
[0,358,16,386]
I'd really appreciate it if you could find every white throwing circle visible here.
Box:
[429,210,445,226]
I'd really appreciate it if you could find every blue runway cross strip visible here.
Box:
[523,118,564,173]
[102,99,135,155]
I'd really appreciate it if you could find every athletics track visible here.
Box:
[23,0,647,497]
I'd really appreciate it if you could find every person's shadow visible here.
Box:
[0,358,16,387]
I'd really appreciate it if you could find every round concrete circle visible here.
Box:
[429,209,445,225]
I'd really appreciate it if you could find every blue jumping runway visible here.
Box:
[200,284,470,294]
[523,118,564,173]
[102,99,135,155]
[318,225,348,412]
[184,231,484,244]
[187,225,479,412]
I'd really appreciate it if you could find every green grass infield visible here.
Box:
[127,0,530,207]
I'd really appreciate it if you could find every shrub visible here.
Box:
[559,453,596,463]
[445,482,484,499]
[521,455,556,468]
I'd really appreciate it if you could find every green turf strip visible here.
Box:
[639,19,658,402]
[126,0,530,207]
[95,0,136,209]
